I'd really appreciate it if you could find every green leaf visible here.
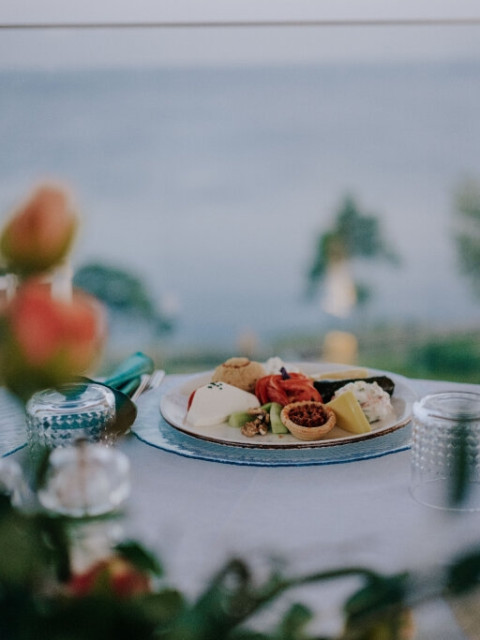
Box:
[42,594,158,640]
[229,632,271,640]
[134,588,185,626]
[344,573,409,623]
[0,503,49,587]
[115,540,163,576]
[74,263,175,336]
[37,513,72,582]
[276,602,314,639]
[446,547,480,595]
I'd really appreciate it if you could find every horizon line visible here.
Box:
[1,17,480,30]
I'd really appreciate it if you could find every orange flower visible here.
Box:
[68,556,152,599]
[1,279,105,399]
[0,184,77,275]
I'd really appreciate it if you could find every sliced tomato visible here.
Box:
[255,376,272,405]
[255,372,322,406]
[187,390,196,410]
[282,378,322,402]
[261,377,285,405]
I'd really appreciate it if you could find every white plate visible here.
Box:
[159,363,417,450]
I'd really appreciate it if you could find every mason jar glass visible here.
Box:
[410,391,480,511]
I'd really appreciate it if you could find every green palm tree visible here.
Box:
[306,195,400,310]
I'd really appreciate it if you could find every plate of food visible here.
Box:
[159,357,417,450]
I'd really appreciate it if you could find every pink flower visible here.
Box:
[1,279,105,398]
[68,556,152,599]
[0,184,77,275]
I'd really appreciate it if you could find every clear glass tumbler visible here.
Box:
[37,441,131,517]
[25,382,116,456]
[410,391,480,511]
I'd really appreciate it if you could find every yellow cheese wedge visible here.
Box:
[327,390,371,434]
[313,368,369,381]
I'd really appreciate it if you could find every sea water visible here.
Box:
[0,61,479,349]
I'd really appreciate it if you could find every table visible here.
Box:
[3,375,480,638]
[125,375,480,639]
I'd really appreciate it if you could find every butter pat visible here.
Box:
[327,390,371,434]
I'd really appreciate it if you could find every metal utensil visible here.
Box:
[130,374,152,401]
[131,369,165,401]
[146,369,166,391]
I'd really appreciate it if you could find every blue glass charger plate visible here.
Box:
[132,376,414,467]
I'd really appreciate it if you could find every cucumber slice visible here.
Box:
[228,411,252,428]
[270,402,288,434]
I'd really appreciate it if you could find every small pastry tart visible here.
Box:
[280,401,336,441]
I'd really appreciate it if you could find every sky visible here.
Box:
[0,0,480,68]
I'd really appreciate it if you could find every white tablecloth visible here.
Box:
[4,376,480,638]
[117,376,479,639]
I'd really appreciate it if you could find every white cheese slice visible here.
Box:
[187,381,260,428]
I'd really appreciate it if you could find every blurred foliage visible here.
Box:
[363,340,480,384]
[454,177,480,299]
[1,483,480,640]
[74,263,175,336]
[269,325,480,384]
[413,336,480,379]
[306,195,400,303]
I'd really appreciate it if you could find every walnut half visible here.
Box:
[241,408,270,437]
